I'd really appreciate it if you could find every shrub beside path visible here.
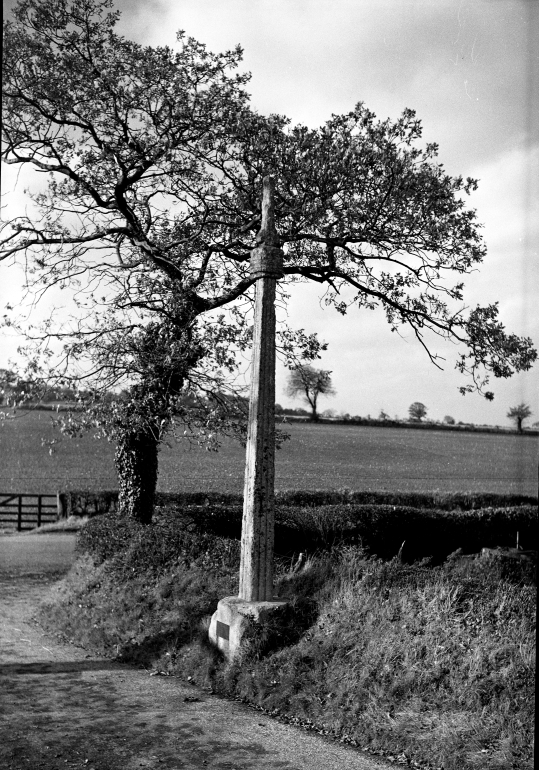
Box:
[0,534,389,770]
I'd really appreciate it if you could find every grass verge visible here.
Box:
[38,510,536,770]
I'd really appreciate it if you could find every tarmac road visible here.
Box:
[0,531,390,770]
[0,532,77,574]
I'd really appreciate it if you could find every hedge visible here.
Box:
[76,512,240,573]
[61,488,537,518]
[77,501,537,564]
[180,503,538,561]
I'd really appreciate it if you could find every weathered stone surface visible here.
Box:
[210,177,288,657]
[208,595,288,662]
[238,176,283,603]
[239,275,277,601]
[250,244,283,279]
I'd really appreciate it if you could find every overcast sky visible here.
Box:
[2,0,538,426]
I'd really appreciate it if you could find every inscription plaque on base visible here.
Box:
[216,620,230,641]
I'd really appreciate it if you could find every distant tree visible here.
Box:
[443,415,456,425]
[0,368,43,407]
[507,403,532,433]
[379,409,390,421]
[321,408,336,418]
[409,402,427,422]
[0,369,17,405]
[286,366,336,421]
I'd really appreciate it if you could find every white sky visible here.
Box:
[1,0,538,426]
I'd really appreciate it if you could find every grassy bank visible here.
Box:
[39,509,536,770]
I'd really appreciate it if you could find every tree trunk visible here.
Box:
[311,393,319,422]
[115,425,159,524]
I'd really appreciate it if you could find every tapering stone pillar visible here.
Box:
[239,177,282,602]
[209,177,287,660]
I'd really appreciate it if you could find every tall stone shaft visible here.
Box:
[239,177,283,602]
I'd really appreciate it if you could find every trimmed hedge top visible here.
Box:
[61,488,538,518]
[77,500,538,566]
[175,502,538,561]
[159,489,538,510]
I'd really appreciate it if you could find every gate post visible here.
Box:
[17,495,22,532]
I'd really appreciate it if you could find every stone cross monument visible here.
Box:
[209,176,288,659]
[239,175,282,602]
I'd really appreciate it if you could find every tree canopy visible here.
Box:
[506,403,532,433]
[2,0,536,403]
[286,365,336,421]
[408,402,427,422]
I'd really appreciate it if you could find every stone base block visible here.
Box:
[208,596,288,662]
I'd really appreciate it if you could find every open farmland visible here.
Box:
[1,410,537,496]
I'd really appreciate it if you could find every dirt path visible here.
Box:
[0,538,388,770]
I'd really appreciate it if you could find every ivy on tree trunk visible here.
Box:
[115,425,159,525]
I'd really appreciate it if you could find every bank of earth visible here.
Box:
[35,510,536,770]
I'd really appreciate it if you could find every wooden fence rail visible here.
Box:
[0,493,60,532]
